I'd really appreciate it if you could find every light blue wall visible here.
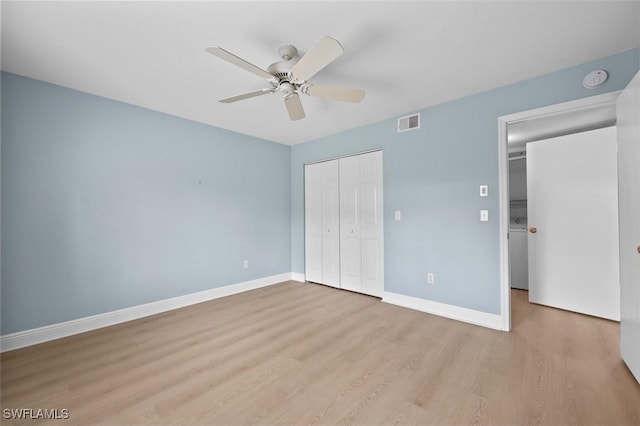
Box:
[2,48,638,334]
[1,72,291,334]
[291,48,640,315]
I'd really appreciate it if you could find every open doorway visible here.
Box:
[508,155,528,292]
[497,91,620,330]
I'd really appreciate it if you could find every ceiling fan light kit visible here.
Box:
[205,36,365,121]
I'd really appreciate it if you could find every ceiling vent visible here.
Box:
[398,113,420,132]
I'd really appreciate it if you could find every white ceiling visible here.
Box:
[2,1,639,145]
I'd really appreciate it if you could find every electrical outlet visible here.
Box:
[243,260,249,269]
[427,273,435,284]
[480,210,489,222]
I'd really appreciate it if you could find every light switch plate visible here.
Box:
[480,210,489,221]
[395,210,401,221]
[480,185,488,197]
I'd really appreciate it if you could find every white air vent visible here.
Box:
[397,113,420,132]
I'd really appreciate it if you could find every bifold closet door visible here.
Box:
[320,160,340,286]
[304,160,340,287]
[305,162,323,283]
[339,151,384,296]
[338,155,361,291]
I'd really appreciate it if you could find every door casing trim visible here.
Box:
[497,91,621,331]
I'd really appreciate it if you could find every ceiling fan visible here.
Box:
[205,36,365,121]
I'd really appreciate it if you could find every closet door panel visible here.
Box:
[307,235,322,281]
[361,238,378,281]
[341,238,360,291]
[304,163,324,283]
[321,160,340,287]
[340,156,361,292]
[359,151,384,296]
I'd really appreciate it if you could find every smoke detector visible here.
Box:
[583,70,608,89]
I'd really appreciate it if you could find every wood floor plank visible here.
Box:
[2,282,639,425]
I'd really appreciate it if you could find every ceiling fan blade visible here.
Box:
[219,88,273,103]
[284,93,305,121]
[303,84,365,103]
[289,36,344,83]
[205,47,274,81]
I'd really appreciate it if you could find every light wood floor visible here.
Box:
[2,282,639,425]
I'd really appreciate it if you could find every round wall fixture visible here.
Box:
[583,69,608,89]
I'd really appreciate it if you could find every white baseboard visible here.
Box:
[382,291,506,331]
[0,273,292,352]
[291,272,306,282]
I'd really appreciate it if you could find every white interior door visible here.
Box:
[617,71,640,384]
[527,126,620,320]
[339,155,361,292]
[321,160,340,287]
[358,151,384,296]
[304,162,323,284]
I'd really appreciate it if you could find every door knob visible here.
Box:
[637,245,640,254]
[529,227,537,234]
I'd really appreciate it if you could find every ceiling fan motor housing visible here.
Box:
[267,60,304,97]
[267,60,297,81]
